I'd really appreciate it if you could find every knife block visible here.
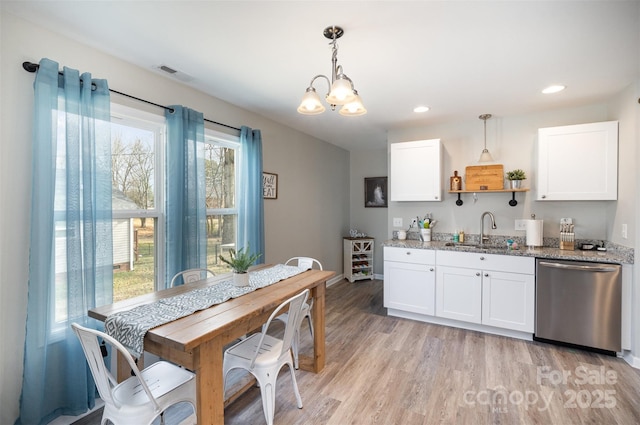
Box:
[559,232,575,250]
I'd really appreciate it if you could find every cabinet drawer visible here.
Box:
[384,246,435,264]
[436,250,534,274]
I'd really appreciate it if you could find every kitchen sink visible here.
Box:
[444,242,506,251]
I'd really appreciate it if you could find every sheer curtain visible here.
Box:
[238,126,264,261]
[164,105,207,286]
[17,58,113,424]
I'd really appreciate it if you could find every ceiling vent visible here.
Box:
[155,64,194,82]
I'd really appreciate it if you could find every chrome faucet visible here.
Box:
[479,211,497,245]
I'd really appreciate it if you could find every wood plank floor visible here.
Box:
[76,278,640,425]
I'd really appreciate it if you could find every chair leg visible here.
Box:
[256,373,276,425]
[292,329,300,369]
[306,314,314,340]
[288,361,303,409]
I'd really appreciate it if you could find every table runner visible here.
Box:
[104,264,307,357]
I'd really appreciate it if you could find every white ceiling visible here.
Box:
[4,1,639,151]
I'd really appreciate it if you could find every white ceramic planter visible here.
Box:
[233,272,250,287]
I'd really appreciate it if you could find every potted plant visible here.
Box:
[506,169,526,189]
[219,246,262,287]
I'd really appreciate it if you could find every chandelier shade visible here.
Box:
[298,26,365,116]
[297,88,326,115]
[339,91,367,116]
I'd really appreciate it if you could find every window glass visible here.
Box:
[205,131,239,274]
[110,105,164,301]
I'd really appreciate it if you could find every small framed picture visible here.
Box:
[263,172,278,199]
[364,176,387,208]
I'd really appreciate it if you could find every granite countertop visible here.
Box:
[382,239,633,264]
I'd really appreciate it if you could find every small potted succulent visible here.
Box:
[219,245,262,287]
[506,169,527,189]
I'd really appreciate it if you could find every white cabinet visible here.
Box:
[537,121,618,200]
[436,251,535,332]
[390,139,442,201]
[344,238,374,282]
[435,266,482,323]
[383,247,436,315]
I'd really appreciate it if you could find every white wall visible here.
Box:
[0,13,350,423]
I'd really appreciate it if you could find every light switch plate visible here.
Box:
[393,217,403,227]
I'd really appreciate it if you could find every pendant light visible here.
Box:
[297,26,366,116]
[478,114,494,163]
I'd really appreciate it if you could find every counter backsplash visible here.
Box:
[390,230,634,264]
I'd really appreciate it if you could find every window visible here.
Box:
[110,104,165,301]
[204,130,239,274]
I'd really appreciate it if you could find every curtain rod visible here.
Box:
[22,61,241,132]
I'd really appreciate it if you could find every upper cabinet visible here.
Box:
[390,139,442,201]
[537,121,618,201]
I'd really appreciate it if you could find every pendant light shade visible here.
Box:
[297,26,366,116]
[478,114,494,163]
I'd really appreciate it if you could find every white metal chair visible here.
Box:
[71,323,196,425]
[271,257,322,368]
[170,268,215,288]
[223,289,310,425]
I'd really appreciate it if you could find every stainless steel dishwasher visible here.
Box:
[534,259,621,354]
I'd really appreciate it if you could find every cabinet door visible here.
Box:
[384,261,435,315]
[390,139,442,201]
[482,271,534,332]
[436,266,481,323]
[537,121,618,200]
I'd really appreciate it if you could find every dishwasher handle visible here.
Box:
[538,261,619,272]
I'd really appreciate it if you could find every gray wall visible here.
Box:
[349,148,388,276]
[0,12,349,423]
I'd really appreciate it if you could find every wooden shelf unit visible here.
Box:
[448,188,529,206]
[344,237,374,283]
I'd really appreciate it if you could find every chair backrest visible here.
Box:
[71,323,160,411]
[285,257,323,271]
[170,268,215,287]
[252,289,310,368]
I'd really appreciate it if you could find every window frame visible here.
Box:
[110,103,166,292]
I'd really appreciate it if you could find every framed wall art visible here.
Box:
[263,172,278,199]
[364,176,387,208]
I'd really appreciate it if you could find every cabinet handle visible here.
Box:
[541,195,546,199]
[476,272,481,276]
[406,251,411,255]
[479,256,485,260]
[429,267,434,272]
[484,273,489,277]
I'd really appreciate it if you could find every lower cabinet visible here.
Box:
[435,266,482,324]
[481,270,535,333]
[436,251,535,333]
[383,247,436,316]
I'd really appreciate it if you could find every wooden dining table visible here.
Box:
[88,265,335,424]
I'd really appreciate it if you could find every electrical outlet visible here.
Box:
[393,217,403,227]
[560,217,573,225]
[515,219,527,231]
[622,224,628,239]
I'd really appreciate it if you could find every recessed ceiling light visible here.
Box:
[542,85,566,94]
[414,106,430,113]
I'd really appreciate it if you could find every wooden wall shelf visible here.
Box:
[448,188,529,206]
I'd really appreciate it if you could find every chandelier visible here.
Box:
[297,26,366,117]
